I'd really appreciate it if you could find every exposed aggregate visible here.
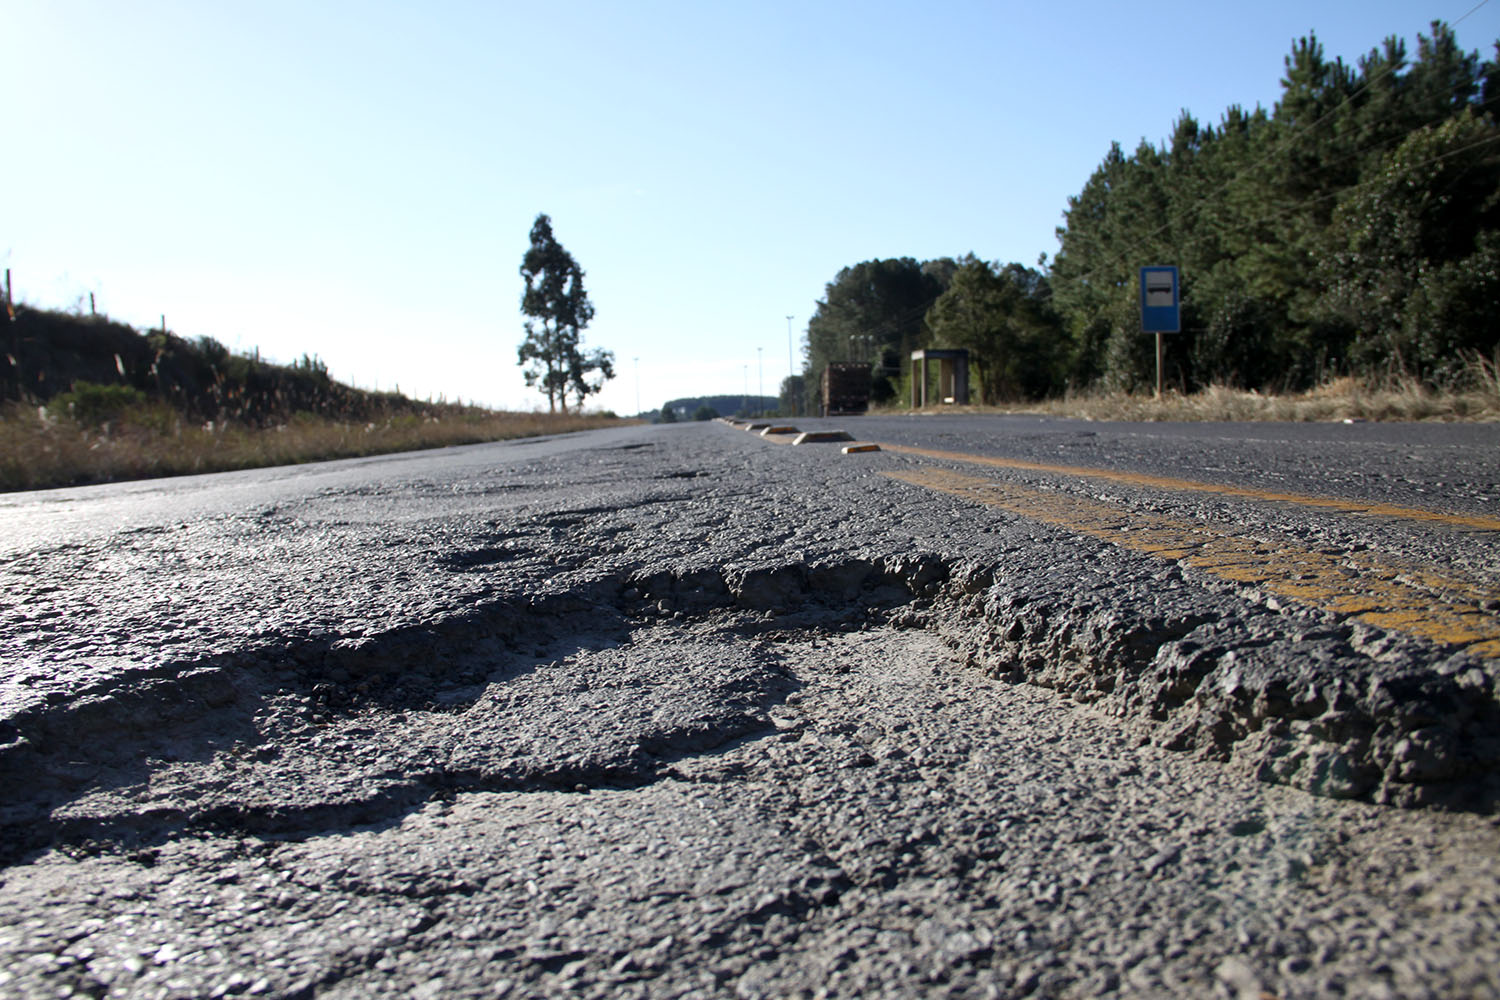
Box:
[1,419,1498,997]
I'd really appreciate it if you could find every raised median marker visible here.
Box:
[792,430,854,445]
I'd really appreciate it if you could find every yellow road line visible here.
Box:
[878,443,1500,532]
[885,468,1500,660]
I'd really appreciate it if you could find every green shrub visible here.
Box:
[50,381,149,427]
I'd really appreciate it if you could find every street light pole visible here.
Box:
[756,347,763,417]
[786,315,795,416]
[633,356,640,417]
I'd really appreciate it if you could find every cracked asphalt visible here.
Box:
[1,417,1498,998]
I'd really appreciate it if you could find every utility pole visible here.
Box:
[633,356,640,417]
[757,347,763,417]
[786,315,795,416]
[5,269,16,401]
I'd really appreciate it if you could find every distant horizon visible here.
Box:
[6,294,803,420]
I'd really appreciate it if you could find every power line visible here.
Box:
[1454,0,1493,26]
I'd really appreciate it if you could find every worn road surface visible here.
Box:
[2,415,1499,999]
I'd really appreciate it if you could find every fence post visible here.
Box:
[5,269,18,401]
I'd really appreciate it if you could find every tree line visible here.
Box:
[798,21,1500,410]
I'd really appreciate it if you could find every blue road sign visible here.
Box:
[1140,266,1180,333]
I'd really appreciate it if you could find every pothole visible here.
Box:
[3,547,1497,866]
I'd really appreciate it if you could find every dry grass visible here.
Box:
[0,404,631,493]
[1027,377,1500,423]
[897,359,1500,424]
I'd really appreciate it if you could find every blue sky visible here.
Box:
[7,1,1498,415]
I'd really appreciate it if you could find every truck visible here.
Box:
[821,362,871,417]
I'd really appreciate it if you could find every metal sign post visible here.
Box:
[1140,266,1180,399]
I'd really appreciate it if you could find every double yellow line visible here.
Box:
[878,445,1500,660]
[879,443,1500,532]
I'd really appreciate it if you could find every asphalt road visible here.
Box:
[2,416,1498,999]
[798,411,1500,516]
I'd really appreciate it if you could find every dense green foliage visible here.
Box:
[778,374,806,416]
[803,258,951,412]
[517,213,614,412]
[1052,21,1500,394]
[926,257,1060,402]
[48,381,151,427]
[799,21,1500,405]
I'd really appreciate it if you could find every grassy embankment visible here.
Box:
[1,305,627,492]
[0,395,624,492]
[900,356,1500,423]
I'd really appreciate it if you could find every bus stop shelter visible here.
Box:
[910,349,970,408]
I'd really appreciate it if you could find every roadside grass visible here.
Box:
[895,356,1500,423]
[1030,376,1500,423]
[0,403,630,492]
